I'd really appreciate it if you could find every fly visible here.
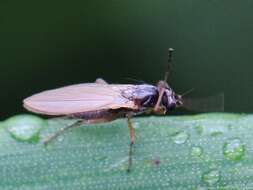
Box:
[23,48,185,171]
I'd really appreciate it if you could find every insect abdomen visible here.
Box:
[70,109,130,121]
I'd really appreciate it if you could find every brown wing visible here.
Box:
[23,83,137,115]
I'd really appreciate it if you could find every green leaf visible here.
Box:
[0,113,252,190]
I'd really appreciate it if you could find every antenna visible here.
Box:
[154,48,175,112]
[181,88,195,97]
[164,48,174,82]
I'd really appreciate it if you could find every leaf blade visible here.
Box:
[0,113,252,190]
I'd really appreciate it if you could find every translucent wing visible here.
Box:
[182,93,224,112]
[23,83,136,115]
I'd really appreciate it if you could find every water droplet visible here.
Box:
[5,115,45,142]
[210,131,223,137]
[202,169,220,186]
[218,186,239,190]
[93,155,107,161]
[57,136,64,142]
[172,131,189,144]
[227,124,233,130]
[132,122,140,129]
[195,124,203,135]
[223,138,245,161]
[191,146,203,157]
[195,187,207,190]
[166,126,181,136]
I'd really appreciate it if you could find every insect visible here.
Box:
[23,48,183,171]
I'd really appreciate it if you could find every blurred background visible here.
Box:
[0,0,252,119]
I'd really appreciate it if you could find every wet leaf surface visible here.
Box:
[0,113,252,190]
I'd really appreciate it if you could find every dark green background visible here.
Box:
[1,0,252,119]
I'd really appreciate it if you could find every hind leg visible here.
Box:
[44,110,120,146]
[126,114,135,172]
[43,120,83,146]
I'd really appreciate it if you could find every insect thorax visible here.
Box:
[121,84,159,108]
[121,84,180,112]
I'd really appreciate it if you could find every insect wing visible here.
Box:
[23,83,136,115]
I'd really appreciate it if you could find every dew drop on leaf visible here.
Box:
[191,146,203,157]
[195,187,208,190]
[5,115,45,143]
[210,131,223,137]
[223,138,245,161]
[172,131,189,144]
[93,155,107,161]
[57,136,64,142]
[132,122,140,129]
[195,124,204,135]
[202,169,220,186]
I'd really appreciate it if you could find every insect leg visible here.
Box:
[43,120,83,146]
[154,87,165,112]
[44,109,123,146]
[154,80,170,112]
[95,78,108,84]
[126,113,135,172]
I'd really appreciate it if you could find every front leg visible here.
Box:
[152,106,167,115]
[154,80,169,112]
